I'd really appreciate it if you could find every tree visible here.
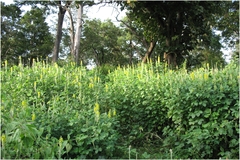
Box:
[117,14,159,63]
[1,2,53,66]
[52,1,72,63]
[72,2,84,66]
[80,19,128,66]
[19,8,54,65]
[187,32,226,69]
[215,1,239,48]
[118,1,229,66]
[1,2,22,65]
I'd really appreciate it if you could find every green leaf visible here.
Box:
[66,143,72,153]
[204,109,211,118]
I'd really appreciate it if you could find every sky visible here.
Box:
[1,0,126,23]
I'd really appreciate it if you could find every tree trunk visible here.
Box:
[52,1,71,63]
[67,8,75,58]
[73,3,83,66]
[142,41,156,63]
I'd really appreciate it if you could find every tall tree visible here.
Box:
[187,32,226,69]
[215,1,239,48]
[52,0,72,63]
[1,2,53,66]
[14,0,69,63]
[119,1,229,66]
[19,8,54,65]
[1,2,22,65]
[72,2,84,66]
[80,19,128,66]
[66,1,99,65]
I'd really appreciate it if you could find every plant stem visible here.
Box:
[129,145,131,160]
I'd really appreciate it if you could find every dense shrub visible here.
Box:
[105,62,239,159]
[1,60,239,159]
[1,61,118,159]
[162,64,239,158]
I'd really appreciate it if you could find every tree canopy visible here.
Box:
[118,1,237,65]
[1,0,238,68]
[1,2,53,65]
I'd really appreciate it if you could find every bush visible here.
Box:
[105,62,239,159]
[1,62,119,159]
[1,61,238,159]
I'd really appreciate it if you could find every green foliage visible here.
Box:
[215,1,239,48]
[118,1,235,66]
[1,61,118,159]
[80,19,130,66]
[19,8,54,64]
[105,61,238,158]
[1,3,53,66]
[1,2,23,65]
[161,64,239,158]
[1,60,238,159]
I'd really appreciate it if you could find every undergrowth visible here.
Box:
[1,59,239,159]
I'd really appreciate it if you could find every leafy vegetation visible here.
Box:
[1,3,53,66]
[1,59,239,159]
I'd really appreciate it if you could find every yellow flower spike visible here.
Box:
[38,92,41,98]
[190,72,195,80]
[54,63,58,68]
[204,73,208,80]
[94,102,100,113]
[22,100,27,108]
[206,63,209,70]
[157,56,160,63]
[32,113,36,121]
[94,103,100,121]
[108,109,112,118]
[105,84,108,92]
[59,136,63,146]
[137,74,142,80]
[113,108,116,116]
[126,71,129,77]
[34,81,37,91]
[94,76,97,82]
[76,76,78,82]
[10,67,13,74]
[1,134,6,144]
[89,83,94,89]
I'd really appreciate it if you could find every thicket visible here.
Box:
[1,59,239,159]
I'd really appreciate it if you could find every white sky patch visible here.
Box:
[214,30,233,63]
[85,3,126,24]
